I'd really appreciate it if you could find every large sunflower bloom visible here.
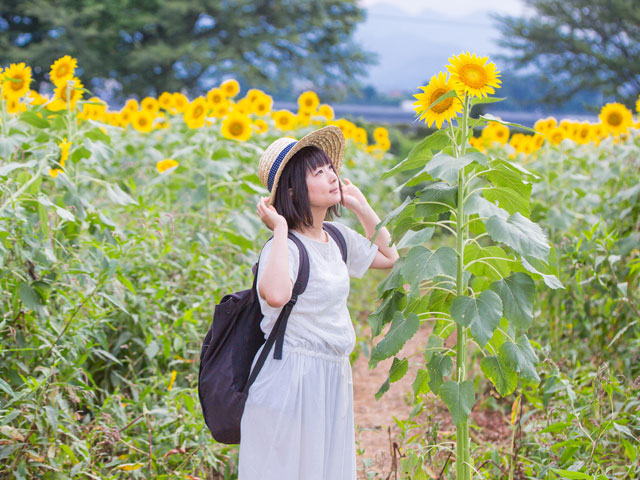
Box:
[221,112,252,141]
[184,97,208,129]
[446,52,501,98]
[206,88,226,106]
[272,110,297,131]
[412,71,463,129]
[49,56,77,87]
[599,102,633,136]
[220,79,240,98]
[2,63,32,99]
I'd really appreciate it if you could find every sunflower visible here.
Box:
[332,118,356,139]
[124,98,139,112]
[246,88,264,105]
[27,89,48,106]
[636,95,640,115]
[59,137,72,166]
[171,93,189,113]
[141,97,159,115]
[575,122,592,145]
[533,133,545,149]
[131,110,154,133]
[482,121,509,144]
[52,76,83,109]
[599,102,633,136]
[184,97,208,129]
[353,127,368,144]
[373,127,389,143]
[221,112,252,141]
[254,95,273,116]
[6,97,26,114]
[253,118,268,134]
[547,127,564,146]
[119,109,132,127]
[412,71,463,129]
[297,91,320,114]
[297,111,312,127]
[317,104,334,122]
[272,110,297,130]
[220,79,240,98]
[2,63,32,99]
[206,88,226,106]
[376,137,391,151]
[49,56,77,87]
[158,92,173,111]
[446,52,501,98]
[209,100,230,118]
[156,158,178,173]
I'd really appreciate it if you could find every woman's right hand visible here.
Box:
[256,197,287,232]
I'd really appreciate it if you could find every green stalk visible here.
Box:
[455,94,471,480]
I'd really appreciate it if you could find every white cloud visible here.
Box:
[357,0,526,17]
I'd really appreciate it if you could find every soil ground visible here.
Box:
[352,322,513,479]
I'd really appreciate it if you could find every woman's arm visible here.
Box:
[256,197,293,308]
[340,179,399,269]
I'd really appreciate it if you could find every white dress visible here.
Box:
[238,221,379,480]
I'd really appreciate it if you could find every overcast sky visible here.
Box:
[358,0,527,17]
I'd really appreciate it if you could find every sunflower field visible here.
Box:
[1,50,639,480]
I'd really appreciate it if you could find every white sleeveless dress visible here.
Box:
[238,221,379,480]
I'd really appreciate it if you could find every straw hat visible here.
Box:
[258,125,345,205]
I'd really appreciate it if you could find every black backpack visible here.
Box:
[198,222,347,444]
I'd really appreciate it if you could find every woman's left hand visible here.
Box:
[340,178,369,213]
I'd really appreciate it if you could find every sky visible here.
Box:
[354,0,530,92]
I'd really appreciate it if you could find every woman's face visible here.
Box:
[305,161,341,208]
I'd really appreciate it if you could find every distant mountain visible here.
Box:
[354,3,508,92]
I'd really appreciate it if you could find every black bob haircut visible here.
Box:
[273,145,343,231]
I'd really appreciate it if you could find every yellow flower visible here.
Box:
[575,122,593,145]
[141,97,159,115]
[317,104,334,122]
[116,463,144,472]
[2,63,32,99]
[272,109,297,131]
[412,71,463,129]
[124,98,139,112]
[131,110,154,133]
[297,111,312,127]
[158,92,173,111]
[157,158,178,173]
[481,121,510,145]
[49,168,61,178]
[53,77,84,110]
[246,88,264,105]
[446,52,501,98]
[547,127,564,146]
[167,370,177,391]
[206,88,226,106]
[253,95,273,116]
[6,97,26,114]
[544,117,558,131]
[27,89,48,106]
[297,91,320,113]
[119,109,132,127]
[59,137,72,167]
[184,97,208,129]
[234,98,253,115]
[221,112,252,141]
[253,118,268,134]
[210,100,230,118]
[599,102,633,136]
[376,137,391,151]
[373,127,389,143]
[171,93,189,113]
[332,118,356,139]
[220,79,240,98]
[353,127,368,144]
[49,56,77,87]
[636,95,640,115]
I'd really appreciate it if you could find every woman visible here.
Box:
[238,125,399,479]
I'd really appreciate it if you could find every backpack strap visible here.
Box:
[243,233,310,394]
[322,222,347,264]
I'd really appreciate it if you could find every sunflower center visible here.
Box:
[230,121,244,135]
[281,117,289,125]
[139,117,148,126]
[10,75,25,91]
[429,88,453,114]
[193,105,204,118]
[459,64,488,89]
[607,112,622,126]
[56,64,69,77]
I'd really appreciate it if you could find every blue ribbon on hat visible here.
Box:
[267,141,297,192]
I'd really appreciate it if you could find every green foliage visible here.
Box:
[0,0,374,100]
[495,0,640,107]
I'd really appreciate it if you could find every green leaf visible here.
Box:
[412,369,430,398]
[375,378,390,401]
[521,254,564,290]
[375,196,413,240]
[427,353,453,394]
[18,283,44,311]
[401,246,457,296]
[469,96,506,106]
[369,312,420,368]
[490,273,535,331]
[381,129,449,179]
[19,111,50,128]
[377,257,406,295]
[415,182,458,217]
[486,212,550,261]
[106,183,138,206]
[423,334,443,363]
[550,469,593,479]
[397,228,434,250]
[480,114,537,133]
[464,244,514,281]
[483,186,531,216]
[481,356,518,396]
[425,152,474,185]
[500,335,540,385]
[439,380,475,425]
[465,192,509,219]
[389,357,409,382]
[450,291,503,347]
[368,290,406,337]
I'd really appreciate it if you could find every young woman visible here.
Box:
[238,125,399,479]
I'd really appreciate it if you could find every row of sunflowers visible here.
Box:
[0,56,392,178]
[410,52,640,159]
